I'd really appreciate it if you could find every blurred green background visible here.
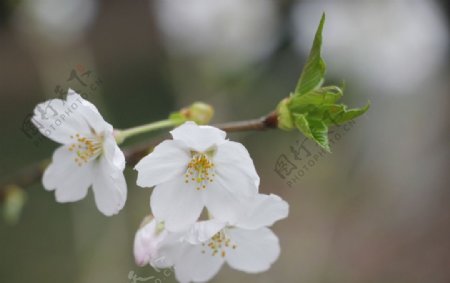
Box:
[0,0,449,282]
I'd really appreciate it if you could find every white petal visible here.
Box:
[92,156,127,216]
[68,90,113,134]
[226,227,280,273]
[170,121,227,152]
[236,194,289,230]
[173,243,225,283]
[214,140,260,189]
[155,232,187,268]
[183,219,226,245]
[43,145,93,202]
[32,96,90,144]
[102,133,125,171]
[135,140,190,188]
[150,178,203,232]
[133,218,168,267]
[204,175,256,225]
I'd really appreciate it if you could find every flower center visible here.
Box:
[68,133,103,166]
[201,229,237,258]
[184,152,215,190]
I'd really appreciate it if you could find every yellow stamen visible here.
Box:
[185,152,215,190]
[68,133,103,166]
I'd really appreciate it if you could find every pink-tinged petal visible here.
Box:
[150,178,203,232]
[134,217,168,267]
[135,140,190,188]
[204,175,256,225]
[226,227,280,273]
[92,156,127,216]
[170,121,227,152]
[214,140,260,189]
[172,243,225,283]
[236,194,289,230]
[43,145,93,202]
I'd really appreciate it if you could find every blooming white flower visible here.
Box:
[32,89,127,216]
[134,121,260,231]
[155,194,289,283]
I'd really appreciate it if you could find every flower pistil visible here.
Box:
[185,151,215,190]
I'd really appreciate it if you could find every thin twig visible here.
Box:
[0,113,278,201]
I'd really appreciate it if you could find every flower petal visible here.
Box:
[183,219,226,245]
[135,140,190,188]
[43,145,93,202]
[68,89,113,134]
[214,140,260,190]
[226,227,280,273]
[92,156,127,216]
[154,231,186,268]
[170,121,227,152]
[102,133,125,171]
[150,178,203,232]
[32,95,90,144]
[172,243,225,283]
[134,218,168,267]
[204,174,256,225]
[236,194,289,230]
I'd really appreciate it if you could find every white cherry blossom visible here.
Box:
[32,89,126,216]
[155,193,289,283]
[134,121,260,231]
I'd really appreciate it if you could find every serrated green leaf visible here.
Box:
[276,12,369,152]
[322,102,370,126]
[295,13,326,96]
[293,113,313,138]
[308,119,330,152]
[290,86,343,113]
[293,114,330,152]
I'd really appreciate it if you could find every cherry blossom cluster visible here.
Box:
[32,90,289,283]
[134,122,289,282]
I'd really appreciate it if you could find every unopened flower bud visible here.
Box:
[133,216,168,267]
[180,102,214,125]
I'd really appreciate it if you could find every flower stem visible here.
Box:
[115,119,180,144]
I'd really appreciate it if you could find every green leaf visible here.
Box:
[293,114,330,152]
[294,13,326,96]
[308,119,330,152]
[275,12,369,152]
[293,113,313,138]
[290,86,343,113]
[322,102,370,126]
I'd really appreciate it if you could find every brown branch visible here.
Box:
[0,112,278,201]
[213,111,278,132]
